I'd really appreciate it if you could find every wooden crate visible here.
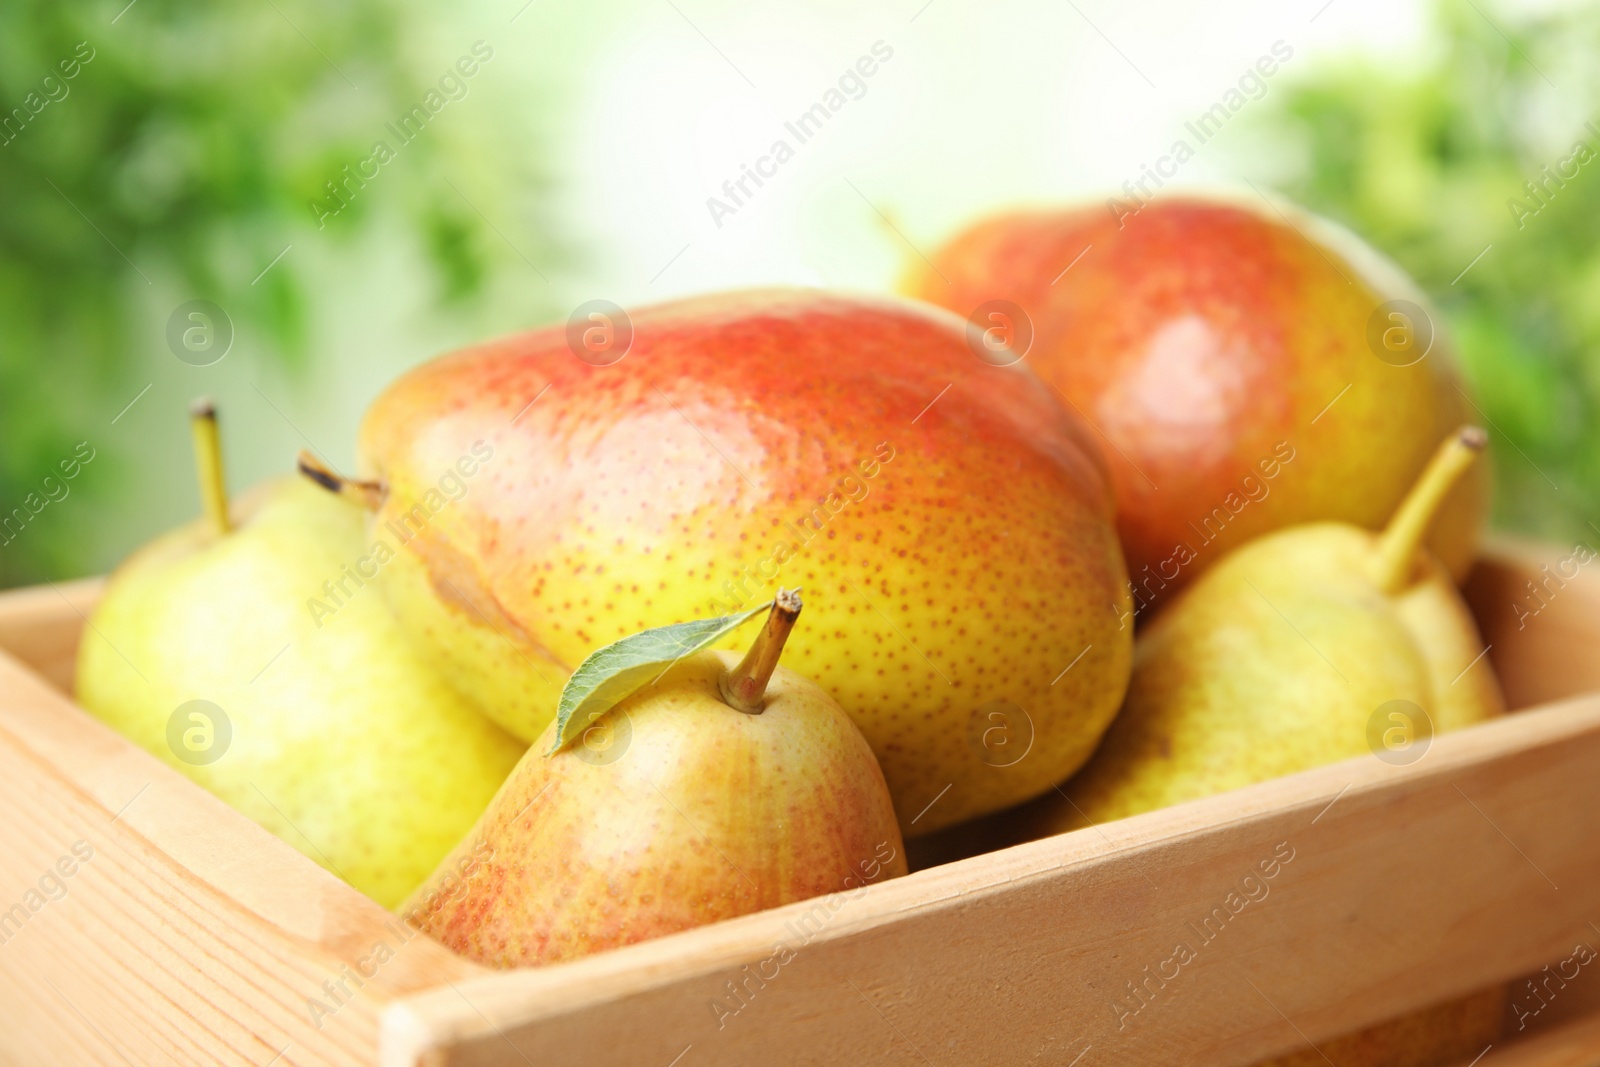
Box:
[3,540,1600,1066]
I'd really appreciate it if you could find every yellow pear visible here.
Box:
[1033,426,1503,832]
[76,402,524,907]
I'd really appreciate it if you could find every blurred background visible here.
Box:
[1,0,1593,584]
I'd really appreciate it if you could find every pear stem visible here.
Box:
[719,588,802,714]
[190,399,230,536]
[1372,426,1487,594]
[296,450,386,511]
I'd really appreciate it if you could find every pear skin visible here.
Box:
[76,473,525,908]
[401,649,907,968]
[1030,427,1503,834]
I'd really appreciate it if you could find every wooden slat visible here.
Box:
[0,642,486,1065]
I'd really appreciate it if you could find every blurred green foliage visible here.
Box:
[0,0,555,584]
[1244,0,1600,541]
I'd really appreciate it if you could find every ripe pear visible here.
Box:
[331,289,1132,833]
[75,402,524,908]
[401,590,908,968]
[900,195,1488,611]
[1026,426,1503,834]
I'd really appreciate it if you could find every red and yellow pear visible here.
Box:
[900,194,1488,613]
[401,591,907,968]
[329,289,1132,832]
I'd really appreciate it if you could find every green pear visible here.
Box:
[1030,426,1504,831]
[401,590,908,968]
[75,402,524,908]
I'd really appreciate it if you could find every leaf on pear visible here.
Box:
[548,600,774,755]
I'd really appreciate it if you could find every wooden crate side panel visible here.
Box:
[385,694,1600,1067]
[0,576,101,694]
[1466,537,1600,710]
[0,647,483,1066]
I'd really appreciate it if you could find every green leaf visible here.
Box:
[547,600,774,755]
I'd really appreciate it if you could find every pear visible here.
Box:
[75,401,525,908]
[1030,426,1503,832]
[901,195,1488,610]
[339,289,1132,834]
[401,589,907,968]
